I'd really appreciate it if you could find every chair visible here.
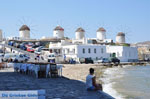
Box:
[38,64,47,78]
[33,64,40,78]
[14,63,20,72]
[46,64,50,78]
[0,63,3,70]
[56,65,63,77]
[50,64,58,77]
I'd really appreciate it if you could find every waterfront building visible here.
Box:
[106,45,138,62]
[62,44,109,61]
[48,27,138,62]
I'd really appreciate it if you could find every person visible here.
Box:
[36,54,40,62]
[86,68,103,91]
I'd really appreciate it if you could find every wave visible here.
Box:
[100,67,127,99]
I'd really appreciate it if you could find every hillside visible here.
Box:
[135,41,150,46]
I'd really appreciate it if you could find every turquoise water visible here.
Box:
[101,65,150,99]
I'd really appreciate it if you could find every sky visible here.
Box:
[0,0,149,43]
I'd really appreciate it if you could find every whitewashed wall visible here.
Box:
[97,31,106,40]
[75,32,85,40]
[106,45,138,62]
[116,36,125,43]
[53,30,64,38]
[77,45,109,59]
[62,44,109,61]
[19,30,30,39]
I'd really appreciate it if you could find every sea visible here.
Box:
[100,65,150,99]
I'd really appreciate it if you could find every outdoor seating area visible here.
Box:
[7,62,63,78]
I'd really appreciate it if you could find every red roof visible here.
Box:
[54,26,64,31]
[75,27,85,32]
[97,27,106,32]
[19,25,30,31]
[117,32,125,36]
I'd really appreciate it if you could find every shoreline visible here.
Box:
[99,65,150,99]
[62,64,150,99]
[0,64,114,99]
[62,64,114,98]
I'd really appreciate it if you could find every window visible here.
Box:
[73,49,75,54]
[88,48,91,53]
[94,48,96,53]
[83,48,85,54]
[67,49,69,54]
[96,57,98,60]
[101,48,104,53]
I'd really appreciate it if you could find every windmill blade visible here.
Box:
[96,22,113,39]
[30,31,36,38]
[64,24,74,39]
[18,19,24,25]
[116,25,133,43]
[16,17,38,39]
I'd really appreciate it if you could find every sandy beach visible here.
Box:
[0,65,113,99]
[62,64,106,83]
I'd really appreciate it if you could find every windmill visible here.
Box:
[116,25,132,43]
[74,21,92,39]
[16,17,38,39]
[95,22,113,40]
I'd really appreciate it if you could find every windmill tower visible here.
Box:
[19,25,30,39]
[116,32,125,43]
[53,25,64,39]
[96,27,106,40]
[116,25,132,43]
[75,27,85,40]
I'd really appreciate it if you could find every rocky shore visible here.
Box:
[0,64,113,99]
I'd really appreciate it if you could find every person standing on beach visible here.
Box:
[86,68,103,91]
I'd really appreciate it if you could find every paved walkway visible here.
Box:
[0,68,113,99]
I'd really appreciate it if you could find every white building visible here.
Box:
[19,25,30,39]
[116,32,125,43]
[106,45,138,62]
[53,26,64,39]
[62,44,109,61]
